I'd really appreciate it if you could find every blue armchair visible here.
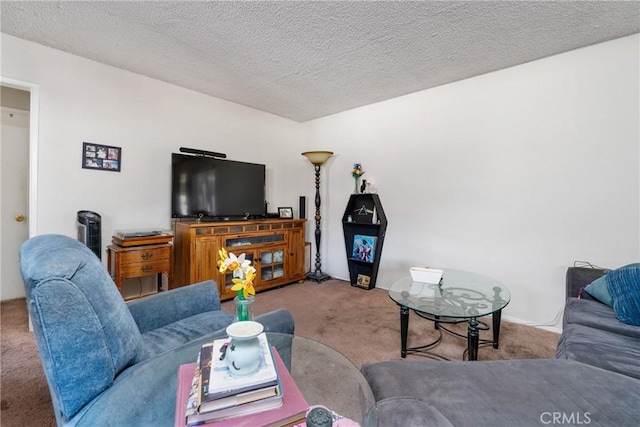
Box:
[20,234,295,426]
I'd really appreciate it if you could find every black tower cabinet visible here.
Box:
[342,194,388,289]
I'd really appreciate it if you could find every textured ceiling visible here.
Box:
[2,1,639,122]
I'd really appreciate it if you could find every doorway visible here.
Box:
[1,78,39,301]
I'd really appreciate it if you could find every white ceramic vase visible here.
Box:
[225,321,264,377]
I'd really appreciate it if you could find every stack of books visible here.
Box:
[175,333,308,426]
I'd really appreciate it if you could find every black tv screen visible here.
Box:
[171,153,266,219]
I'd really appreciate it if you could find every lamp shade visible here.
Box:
[302,151,333,165]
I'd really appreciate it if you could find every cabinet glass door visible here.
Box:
[260,248,285,282]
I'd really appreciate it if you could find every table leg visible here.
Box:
[492,309,502,349]
[467,318,479,361]
[400,306,409,358]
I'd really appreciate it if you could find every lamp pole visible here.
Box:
[301,151,333,283]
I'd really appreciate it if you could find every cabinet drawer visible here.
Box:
[120,246,171,264]
[121,259,170,277]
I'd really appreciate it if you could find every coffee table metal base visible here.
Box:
[400,305,503,361]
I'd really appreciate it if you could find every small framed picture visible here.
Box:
[352,234,377,263]
[356,274,371,288]
[82,142,121,172]
[278,207,293,219]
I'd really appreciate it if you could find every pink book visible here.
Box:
[175,348,309,427]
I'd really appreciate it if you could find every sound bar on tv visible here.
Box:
[179,147,226,158]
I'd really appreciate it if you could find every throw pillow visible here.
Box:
[583,263,640,307]
[606,266,640,326]
[583,275,614,306]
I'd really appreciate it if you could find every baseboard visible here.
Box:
[501,315,562,334]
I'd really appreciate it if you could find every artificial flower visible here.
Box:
[218,249,257,300]
[217,248,229,272]
[231,269,257,299]
[351,163,365,178]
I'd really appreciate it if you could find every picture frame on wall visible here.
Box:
[82,142,121,172]
[278,207,293,218]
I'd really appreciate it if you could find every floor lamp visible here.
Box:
[301,150,333,283]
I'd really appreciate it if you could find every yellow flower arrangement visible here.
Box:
[217,248,256,300]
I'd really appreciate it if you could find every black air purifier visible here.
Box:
[77,210,102,259]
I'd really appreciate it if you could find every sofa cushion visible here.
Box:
[127,280,222,335]
[362,359,640,426]
[607,266,640,326]
[139,308,295,361]
[556,322,640,379]
[364,397,454,427]
[563,298,640,339]
[140,310,234,356]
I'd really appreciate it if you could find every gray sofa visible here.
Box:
[361,267,640,426]
[556,267,640,379]
[20,234,295,426]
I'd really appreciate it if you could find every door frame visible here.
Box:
[1,76,40,238]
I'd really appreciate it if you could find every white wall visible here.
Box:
[302,34,640,330]
[2,33,638,329]
[1,35,305,263]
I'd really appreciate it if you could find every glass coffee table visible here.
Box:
[266,333,374,423]
[388,270,511,361]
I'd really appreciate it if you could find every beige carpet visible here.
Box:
[1,298,55,426]
[1,279,559,426]
[227,280,559,366]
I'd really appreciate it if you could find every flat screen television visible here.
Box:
[171,153,266,220]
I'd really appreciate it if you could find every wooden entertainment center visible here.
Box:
[173,219,306,300]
